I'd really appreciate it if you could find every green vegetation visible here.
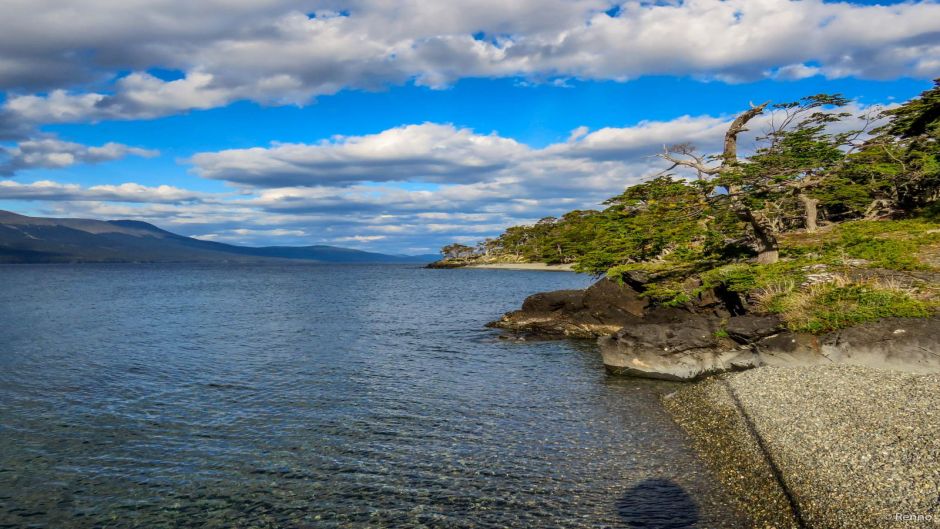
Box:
[758,279,933,334]
[439,81,940,332]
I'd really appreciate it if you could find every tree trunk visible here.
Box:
[739,208,779,264]
[799,195,819,232]
[755,245,779,265]
[722,102,770,165]
[753,224,779,264]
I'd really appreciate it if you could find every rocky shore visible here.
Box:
[488,274,939,527]
[488,276,940,380]
[426,260,574,271]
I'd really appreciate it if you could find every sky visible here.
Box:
[0,0,938,254]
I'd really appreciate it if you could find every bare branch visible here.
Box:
[658,144,720,176]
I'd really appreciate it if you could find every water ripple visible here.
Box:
[0,264,745,528]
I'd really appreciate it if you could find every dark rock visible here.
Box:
[487,278,648,339]
[620,269,653,290]
[608,317,718,352]
[725,315,783,344]
[581,277,648,319]
[520,289,585,313]
[599,318,759,381]
[425,260,467,269]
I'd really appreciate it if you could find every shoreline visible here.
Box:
[463,262,575,271]
[487,270,940,525]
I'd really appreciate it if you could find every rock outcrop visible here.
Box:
[486,278,648,338]
[598,320,759,381]
[601,315,940,381]
[486,277,735,339]
[756,316,940,374]
[490,277,940,380]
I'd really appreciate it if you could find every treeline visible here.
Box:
[441,81,940,276]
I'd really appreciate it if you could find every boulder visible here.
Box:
[599,318,758,381]
[487,276,738,339]
[486,278,650,338]
[725,315,783,343]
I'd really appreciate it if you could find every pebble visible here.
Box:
[664,365,940,528]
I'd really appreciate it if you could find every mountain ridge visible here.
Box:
[0,210,438,264]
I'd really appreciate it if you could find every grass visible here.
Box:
[603,218,940,333]
[755,276,934,333]
[782,218,940,270]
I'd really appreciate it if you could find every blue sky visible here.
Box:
[1,1,938,253]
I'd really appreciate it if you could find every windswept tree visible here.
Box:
[659,101,779,262]
[659,95,860,263]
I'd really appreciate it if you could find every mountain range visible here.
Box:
[0,210,438,264]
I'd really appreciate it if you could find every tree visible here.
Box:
[659,95,859,263]
[441,243,475,260]
[659,101,782,263]
[853,79,940,213]
[736,94,857,233]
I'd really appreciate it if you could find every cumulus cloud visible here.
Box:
[188,115,742,189]
[0,138,158,175]
[0,0,937,130]
[190,123,527,186]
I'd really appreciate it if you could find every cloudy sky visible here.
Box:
[1,0,938,254]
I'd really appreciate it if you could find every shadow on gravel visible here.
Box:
[616,478,699,528]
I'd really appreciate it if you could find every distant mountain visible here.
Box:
[0,210,438,264]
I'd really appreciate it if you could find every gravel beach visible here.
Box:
[664,366,940,528]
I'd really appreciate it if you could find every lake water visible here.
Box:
[0,264,745,528]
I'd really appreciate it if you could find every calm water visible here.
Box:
[0,264,745,528]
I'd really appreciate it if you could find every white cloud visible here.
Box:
[9,101,895,252]
[771,63,822,81]
[0,0,937,129]
[0,138,159,175]
[333,234,387,242]
[190,123,528,186]
[189,115,737,190]
[0,180,202,203]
